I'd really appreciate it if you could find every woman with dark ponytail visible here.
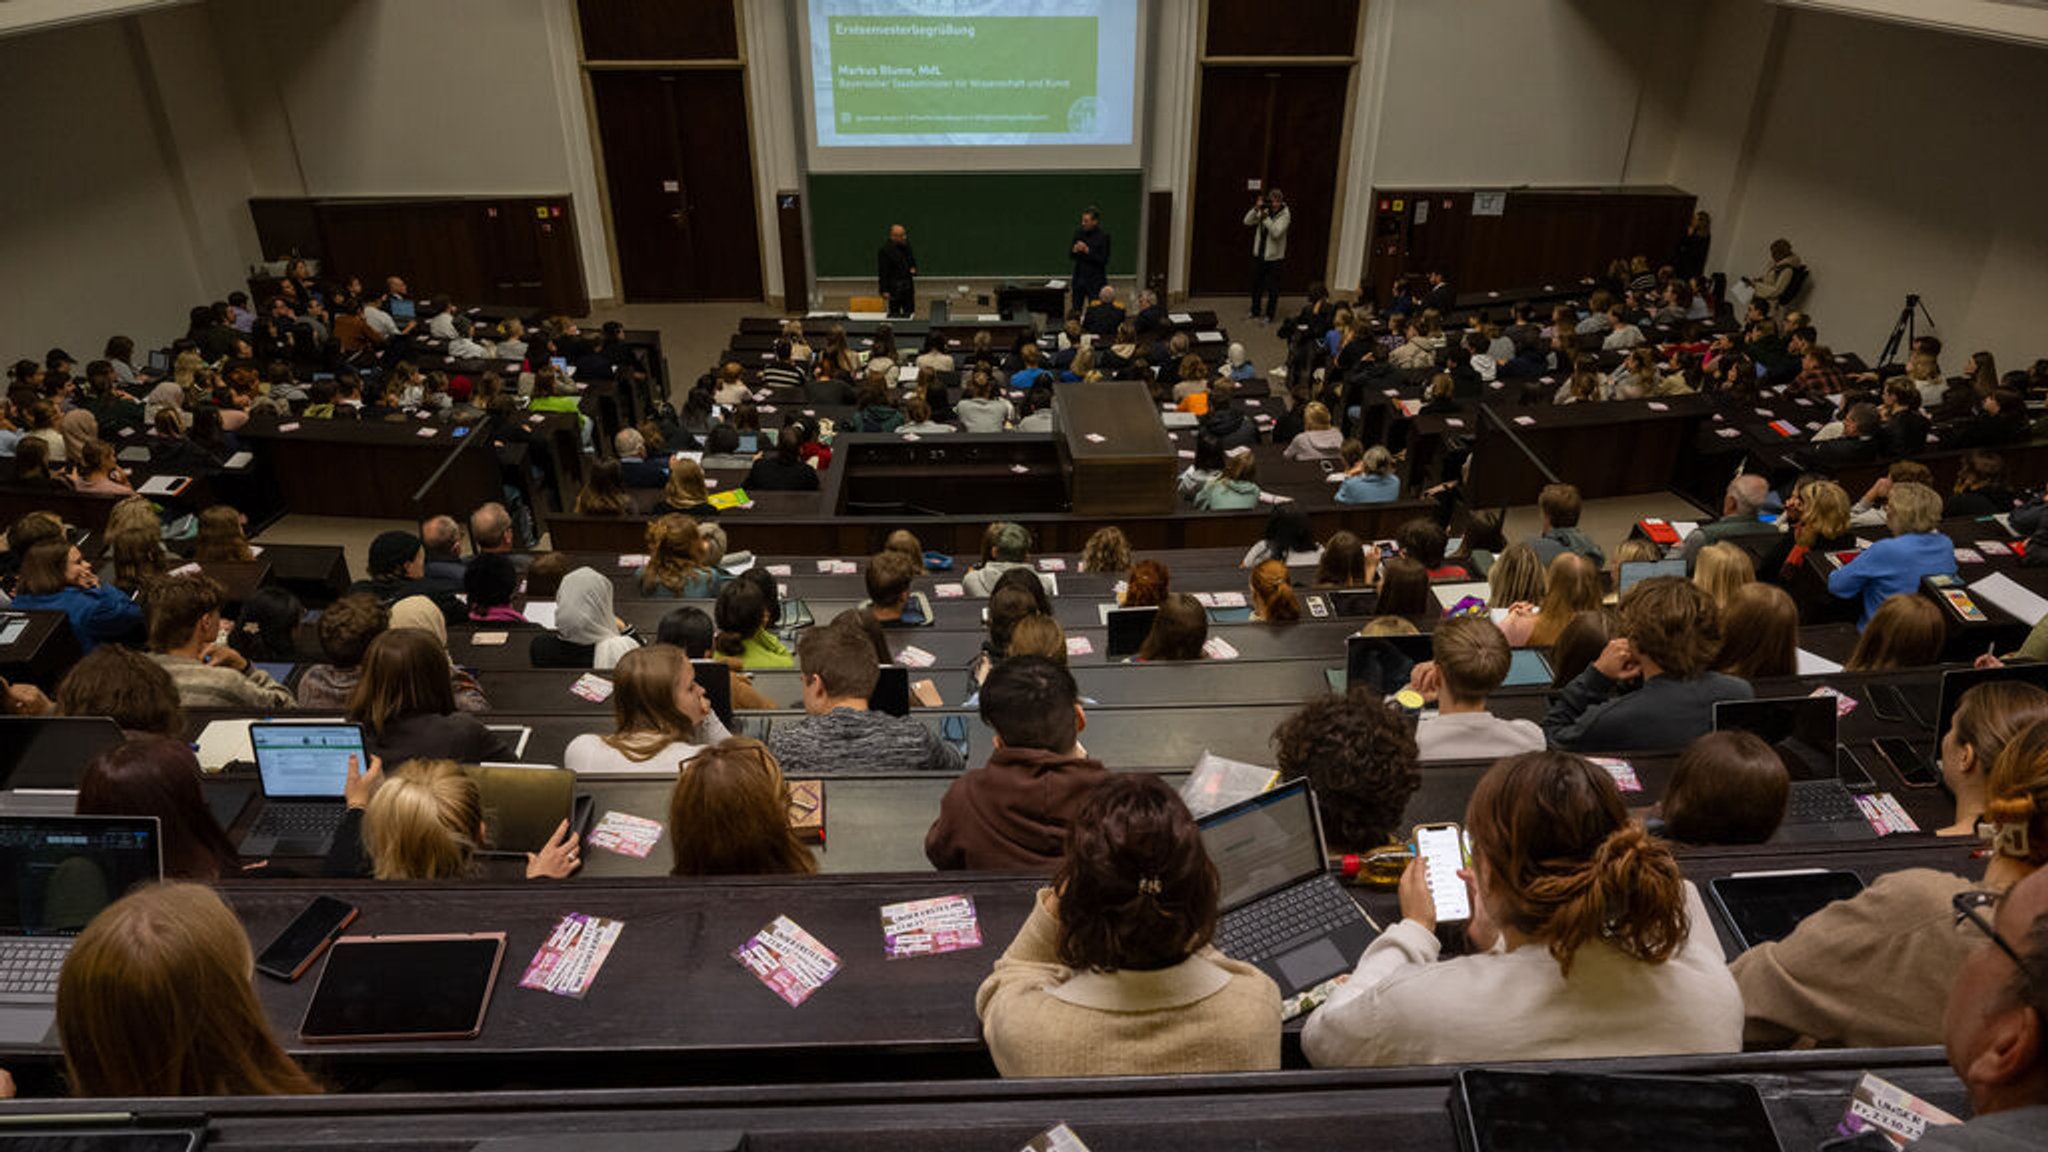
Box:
[975,773,1281,1076]
[1302,750,1741,1066]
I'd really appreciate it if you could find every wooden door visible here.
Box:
[1189,65,1351,297]
[590,69,763,302]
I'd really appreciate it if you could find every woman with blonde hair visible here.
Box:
[669,737,817,877]
[55,882,321,1097]
[1486,542,1546,607]
[192,505,254,563]
[105,526,170,594]
[1303,750,1739,1066]
[1692,541,1754,612]
[1078,526,1131,575]
[661,458,716,517]
[1005,613,1070,665]
[1761,478,1854,584]
[640,513,717,598]
[1498,552,1602,648]
[342,757,578,880]
[104,495,162,540]
[1712,583,1799,680]
[1248,558,1301,623]
[1844,594,1946,672]
[566,644,731,775]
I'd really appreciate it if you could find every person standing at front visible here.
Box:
[1069,207,1110,313]
[1244,188,1290,324]
[878,224,917,318]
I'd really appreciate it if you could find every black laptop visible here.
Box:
[691,659,736,728]
[0,716,125,790]
[1345,633,1434,695]
[1712,696,1876,842]
[1105,606,1158,659]
[1198,778,1377,1008]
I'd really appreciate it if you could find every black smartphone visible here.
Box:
[1873,737,1942,789]
[1863,683,1903,723]
[255,895,359,981]
[1837,745,1876,792]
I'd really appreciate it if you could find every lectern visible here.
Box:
[1054,382,1177,516]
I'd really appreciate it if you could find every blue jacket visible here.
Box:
[1335,473,1401,505]
[11,584,143,652]
[1827,531,1958,627]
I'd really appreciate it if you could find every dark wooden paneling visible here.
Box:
[590,69,762,302]
[1191,65,1350,296]
[776,190,809,311]
[1367,186,1695,306]
[577,0,737,61]
[1145,188,1171,296]
[247,197,590,315]
[1206,0,1360,57]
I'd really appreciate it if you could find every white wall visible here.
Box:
[0,15,252,359]
[1671,3,2048,362]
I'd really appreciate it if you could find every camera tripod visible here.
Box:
[1878,293,1938,368]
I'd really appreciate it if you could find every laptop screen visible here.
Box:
[1938,664,2048,745]
[1501,648,1552,688]
[250,723,364,798]
[1712,696,1838,782]
[1346,634,1433,695]
[389,298,416,320]
[1199,779,1327,912]
[1105,606,1158,659]
[0,716,126,790]
[1618,558,1687,594]
[869,665,910,717]
[0,815,161,936]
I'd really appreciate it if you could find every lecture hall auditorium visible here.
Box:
[3,0,2048,1147]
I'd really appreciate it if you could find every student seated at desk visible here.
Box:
[1407,616,1546,762]
[1709,583,1798,680]
[1135,593,1208,662]
[1692,540,1754,614]
[1485,542,1545,607]
[1827,481,1957,628]
[928,655,1109,871]
[1314,532,1371,588]
[1247,559,1300,623]
[530,568,639,671]
[330,756,579,880]
[9,538,142,653]
[388,596,489,712]
[1334,441,1401,505]
[864,548,927,626]
[1196,381,1258,451]
[742,425,822,493]
[1844,593,1946,671]
[1542,577,1753,752]
[44,883,322,1098]
[464,554,526,624]
[1271,692,1420,854]
[976,773,1282,1077]
[768,621,963,774]
[1398,518,1469,581]
[1303,751,1741,1067]
[146,573,294,711]
[349,530,465,625]
[963,522,1036,597]
[1374,556,1435,617]
[668,737,817,877]
[711,576,793,671]
[1282,402,1342,461]
[1680,475,1771,567]
[103,526,169,596]
[1242,502,1321,569]
[349,629,516,765]
[1525,482,1607,569]
[77,736,258,879]
[1651,730,1787,846]
[48,644,181,735]
[1732,709,2048,1049]
[638,514,719,599]
[567,644,733,776]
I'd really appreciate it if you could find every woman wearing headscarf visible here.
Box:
[143,380,185,426]
[387,595,489,711]
[58,409,100,462]
[529,568,639,670]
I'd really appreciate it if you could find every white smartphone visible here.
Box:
[1413,822,1472,924]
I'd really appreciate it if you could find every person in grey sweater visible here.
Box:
[767,621,963,775]
[1543,577,1752,752]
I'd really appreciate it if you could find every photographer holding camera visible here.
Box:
[1244,188,1291,325]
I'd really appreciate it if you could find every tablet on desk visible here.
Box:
[1708,870,1865,952]
[301,933,506,1043]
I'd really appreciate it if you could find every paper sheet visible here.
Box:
[521,600,557,629]
[1180,751,1279,817]
[1969,571,2048,626]
[1795,648,1845,675]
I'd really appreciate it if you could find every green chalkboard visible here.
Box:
[807,171,1142,279]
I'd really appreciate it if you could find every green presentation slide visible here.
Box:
[828,16,1099,137]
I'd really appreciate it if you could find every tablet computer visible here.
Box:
[1708,870,1865,952]
[1452,1068,1779,1152]
[300,933,506,1043]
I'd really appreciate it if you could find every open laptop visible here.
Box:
[237,723,365,857]
[469,765,581,859]
[1618,558,1687,594]
[1198,778,1377,1005]
[692,659,736,729]
[388,297,417,321]
[1345,633,1434,695]
[1712,696,1877,843]
[868,664,911,717]
[0,814,161,1043]
[0,716,125,791]
[1105,606,1158,659]
[1937,662,2048,745]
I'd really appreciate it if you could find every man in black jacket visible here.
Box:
[1421,270,1457,314]
[878,224,917,318]
[1068,207,1110,313]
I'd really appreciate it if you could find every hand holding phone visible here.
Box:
[1413,822,1472,926]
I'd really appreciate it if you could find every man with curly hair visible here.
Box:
[1270,692,1421,852]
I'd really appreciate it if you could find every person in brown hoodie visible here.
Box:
[925,655,1109,871]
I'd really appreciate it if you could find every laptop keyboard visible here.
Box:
[249,803,345,841]
[0,939,70,995]
[1217,876,1363,961]
[1788,781,1863,825]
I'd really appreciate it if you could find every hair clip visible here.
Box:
[1137,876,1163,895]
[1981,819,2032,860]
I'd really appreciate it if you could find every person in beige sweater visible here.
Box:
[1731,707,2048,1048]
[975,774,1281,1077]
[1303,751,1743,1067]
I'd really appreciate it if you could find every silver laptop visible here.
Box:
[0,814,162,1043]
[238,723,363,857]
[1198,778,1378,1006]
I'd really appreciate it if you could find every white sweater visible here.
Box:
[1301,882,1742,1067]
